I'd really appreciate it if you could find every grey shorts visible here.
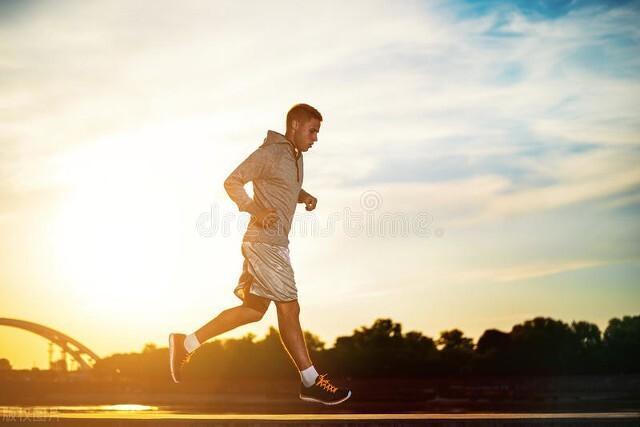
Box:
[234,242,298,312]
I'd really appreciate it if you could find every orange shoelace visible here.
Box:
[316,374,338,393]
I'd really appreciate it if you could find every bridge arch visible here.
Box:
[0,318,100,370]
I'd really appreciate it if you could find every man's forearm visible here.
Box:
[224,176,260,216]
[298,188,310,203]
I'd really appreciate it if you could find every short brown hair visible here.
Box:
[286,103,322,130]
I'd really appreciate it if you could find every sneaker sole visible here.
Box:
[299,390,351,405]
[168,334,179,384]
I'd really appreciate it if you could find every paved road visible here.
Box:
[2,408,639,426]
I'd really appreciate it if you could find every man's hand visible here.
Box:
[300,193,318,211]
[253,207,278,228]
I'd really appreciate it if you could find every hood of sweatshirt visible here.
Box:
[260,130,302,182]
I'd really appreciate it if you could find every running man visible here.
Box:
[169,104,351,405]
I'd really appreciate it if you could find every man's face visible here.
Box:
[293,118,321,153]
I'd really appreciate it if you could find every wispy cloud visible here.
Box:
[451,258,610,283]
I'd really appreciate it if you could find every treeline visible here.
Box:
[93,315,640,381]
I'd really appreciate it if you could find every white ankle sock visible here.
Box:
[300,365,319,388]
[184,333,200,354]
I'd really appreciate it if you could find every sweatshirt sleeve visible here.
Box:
[224,146,274,216]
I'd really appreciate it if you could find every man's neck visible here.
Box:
[284,132,301,156]
[284,131,294,144]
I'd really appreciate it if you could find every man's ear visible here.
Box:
[291,119,299,131]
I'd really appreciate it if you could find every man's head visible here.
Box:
[286,103,322,153]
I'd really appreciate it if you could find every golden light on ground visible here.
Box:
[32,405,159,412]
[98,404,158,412]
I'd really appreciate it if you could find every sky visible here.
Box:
[1,0,639,369]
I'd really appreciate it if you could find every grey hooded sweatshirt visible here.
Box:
[224,130,308,247]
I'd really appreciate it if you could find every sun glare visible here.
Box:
[49,118,247,323]
[51,129,187,317]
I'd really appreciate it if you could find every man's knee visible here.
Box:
[241,305,267,322]
[240,292,270,322]
[243,305,267,322]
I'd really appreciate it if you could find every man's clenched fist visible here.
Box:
[300,193,318,211]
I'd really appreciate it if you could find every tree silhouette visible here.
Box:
[509,317,581,375]
[603,315,640,373]
[474,329,512,374]
[572,321,601,349]
[92,314,640,382]
[0,358,11,371]
[142,343,158,353]
[331,319,438,377]
[476,329,510,355]
[436,329,474,374]
[570,321,604,373]
[304,331,325,353]
[437,329,473,352]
